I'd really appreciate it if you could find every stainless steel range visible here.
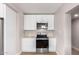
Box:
[36,35,49,53]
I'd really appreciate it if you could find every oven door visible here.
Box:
[36,40,49,48]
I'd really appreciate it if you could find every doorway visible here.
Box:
[71,17,79,55]
[69,5,79,55]
[0,18,4,55]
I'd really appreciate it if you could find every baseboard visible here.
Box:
[22,51,36,52]
[56,51,64,55]
[16,51,22,55]
[72,47,79,52]
[49,51,56,52]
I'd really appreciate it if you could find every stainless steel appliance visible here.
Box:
[36,35,49,53]
[37,23,48,30]
[0,18,4,55]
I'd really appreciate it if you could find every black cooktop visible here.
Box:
[36,35,48,38]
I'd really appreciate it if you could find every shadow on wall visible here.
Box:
[72,18,79,49]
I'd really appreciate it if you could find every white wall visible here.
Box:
[4,4,24,55]
[16,12,24,54]
[0,3,4,17]
[72,19,79,49]
[55,3,79,55]
[4,5,17,55]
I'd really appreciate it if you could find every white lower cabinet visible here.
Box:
[22,38,36,52]
[49,38,56,52]
[22,38,56,52]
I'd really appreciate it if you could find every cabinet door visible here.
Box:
[48,15,54,30]
[24,15,36,30]
[36,15,48,23]
[49,38,56,52]
[22,38,36,52]
[35,15,41,23]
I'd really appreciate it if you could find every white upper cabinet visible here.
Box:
[24,15,54,30]
[0,3,4,17]
[48,15,54,30]
[24,15,36,30]
[35,15,48,23]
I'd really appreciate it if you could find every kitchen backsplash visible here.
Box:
[24,30,55,38]
[47,30,55,38]
[24,30,37,37]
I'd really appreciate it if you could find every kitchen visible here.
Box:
[0,3,78,55]
[22,14,56,54]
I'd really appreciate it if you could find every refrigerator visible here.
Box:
[0,18,4,55]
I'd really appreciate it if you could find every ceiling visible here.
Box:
[11,3,63,13]
[70,5,79,19]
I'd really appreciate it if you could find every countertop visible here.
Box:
[24,36,55,38]
[24,36,36,38]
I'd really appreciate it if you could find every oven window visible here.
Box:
[36,40,49,48]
